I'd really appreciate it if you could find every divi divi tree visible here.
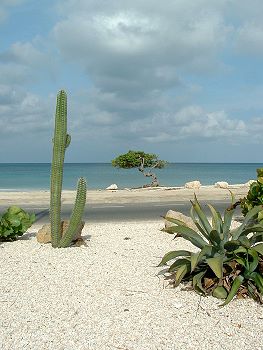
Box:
[112,150,166,187]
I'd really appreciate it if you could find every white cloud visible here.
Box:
[0,85,53,135]
[0,41,56,85]
[117,106,248,143]
[236,23,263,56]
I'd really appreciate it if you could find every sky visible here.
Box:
[1,0,263,163]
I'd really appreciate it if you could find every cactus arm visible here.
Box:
[50,90,68,248]
[59,177,87,248]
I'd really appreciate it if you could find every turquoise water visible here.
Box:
[0,163,261,190]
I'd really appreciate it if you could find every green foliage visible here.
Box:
[159,196,263,305]
[0,206,35,241]
[240,168,263,222]
[112,150,166,169]
[50,90,87,248]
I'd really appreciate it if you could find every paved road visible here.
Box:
[0,200,242,224]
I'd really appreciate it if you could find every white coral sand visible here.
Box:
[1,221,263,350]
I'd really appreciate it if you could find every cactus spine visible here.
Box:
[50,90,86,248]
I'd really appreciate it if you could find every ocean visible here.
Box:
[0,163,262,191]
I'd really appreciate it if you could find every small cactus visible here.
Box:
[50,90,86,248]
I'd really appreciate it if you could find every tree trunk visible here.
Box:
[138,157,160,187]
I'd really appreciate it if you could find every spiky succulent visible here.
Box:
[159,196,263,305]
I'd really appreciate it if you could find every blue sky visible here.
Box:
[1,0,263,163]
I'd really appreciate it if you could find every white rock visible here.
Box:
[106,184,118,190]
[214,181,229,189]
[184,180,201,189]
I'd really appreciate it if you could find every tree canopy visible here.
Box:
[111,150,166,169]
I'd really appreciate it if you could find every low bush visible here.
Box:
[240,168,263,222]
[159,196,263,306]
[0,206,35,241]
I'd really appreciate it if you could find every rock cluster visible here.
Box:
[184,180,201,189]
[214,181,229,189]
[37,220,85,244]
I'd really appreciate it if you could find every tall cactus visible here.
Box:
[50,90,86,248]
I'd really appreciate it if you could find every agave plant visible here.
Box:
[159,196,263,306]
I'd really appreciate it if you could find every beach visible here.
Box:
[0,184,251,207]
[1,184,263,350]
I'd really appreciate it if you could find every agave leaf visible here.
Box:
[190,206,209,240]
[247,248,259,273]
[232,206,263,240]
[191,195,212,237]
[220,275,244,306]
[174,264,189,287]
[164,217,189,227]
[209,230,222,246]
[224,240,241,252]
[235,257,247,268]
[253,243,263,256]
[223,208,234,238]
[190,252,200,272]
[250,272,263,294]
[238,236,251,248]
[156,267,169,276]
[238,226,263,238]
[169,258,191,273]
[207,204,223,232]
[212,286,228,299]
[161,227,178,235]
[228,190,235,205]
[234,247,248,254]
[206,255,224,279]
[192,270,206,294]
[190,245,214,272]
[158,250,191,266]
[164,225,207,249]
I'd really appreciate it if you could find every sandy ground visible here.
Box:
[0,185,250,206]
[1,221,263,350]
[1,184,262,350]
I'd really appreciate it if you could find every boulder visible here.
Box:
[164,210,197,231]
[184,180,201,189]
[37,220,85,244]
[214,181,229,189]
[106,184,118,190]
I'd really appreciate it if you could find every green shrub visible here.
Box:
[0,206,35,241]
[240,168,263,222]
[159,196,263,305]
